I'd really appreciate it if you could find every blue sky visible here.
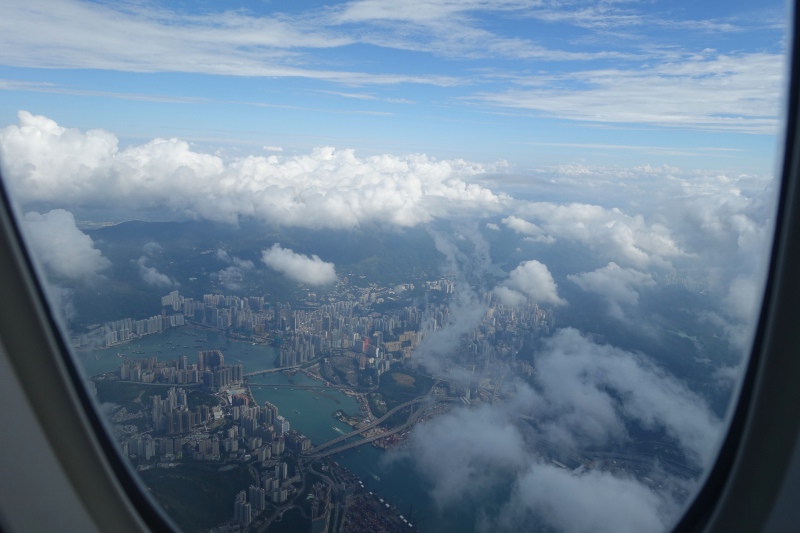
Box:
[0,0,788,172]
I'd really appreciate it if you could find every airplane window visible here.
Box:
[0,1,790,532]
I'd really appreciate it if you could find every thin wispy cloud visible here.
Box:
[473,52,784,134]
[0,79,208,104]
[0,0,459,86]
[0,0,786,138]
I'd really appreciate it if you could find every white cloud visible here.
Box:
[261,244,337,286]
[516,202,685,268]
[502,215,555,243]
[405,408,671,532]
[21,209,110,279]
[531,329,721,464]
[0,113,775,349]
[494,463,670,533]
[263,146,283,153]
[0,0,460,86]
[403,405,529,506]
[401,329,720,531]
[568,262,655,319]
[485,222,500,231]
[496,259,566,306]
[136,256,177,287]
[475,53,784,134]
[0,112,508,229]
[493,285,526,307]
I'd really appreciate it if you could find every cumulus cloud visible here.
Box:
[261,244,337,286]
[502,215,555,243]
[485,222,499,231]
[404,405,528,506]
[136,256,177,287]
[405,406,673,533]
[0,111,508,229]
[531,329,720,464]
[516,202,685,269]
[568,262,655,319]
[21,209,110,280]
[495,260,566,306]
[494,463,671,533]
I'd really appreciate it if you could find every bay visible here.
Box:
[73,326,279,377]
[72,325,467,532]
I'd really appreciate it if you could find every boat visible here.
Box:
[313,396,320,400]
[293,409,301,415]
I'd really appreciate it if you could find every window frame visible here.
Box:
[0,182,179,531]
[673,2,800,531]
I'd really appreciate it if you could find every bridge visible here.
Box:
[303,396,430,455]
[303,407,431,459]
[248,383,374,393]
[302,396,459,458]
[245,365,300,377]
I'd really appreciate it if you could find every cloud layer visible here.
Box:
[1,112,775,349]
[0,112,507,228]
[400,328,721,532]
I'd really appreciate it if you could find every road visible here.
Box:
[303,400,451,459]
[248,382,374,392]
[302,396,434,456]
[245,364,301,377]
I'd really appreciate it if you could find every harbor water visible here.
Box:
[75,326,474,531]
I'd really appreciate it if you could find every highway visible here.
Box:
[303,404,432,459]
[248,382,374,392]
[245,365,301,377]
[301,379,445,454]
[303,396,459,459]
[302,396,433,455]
